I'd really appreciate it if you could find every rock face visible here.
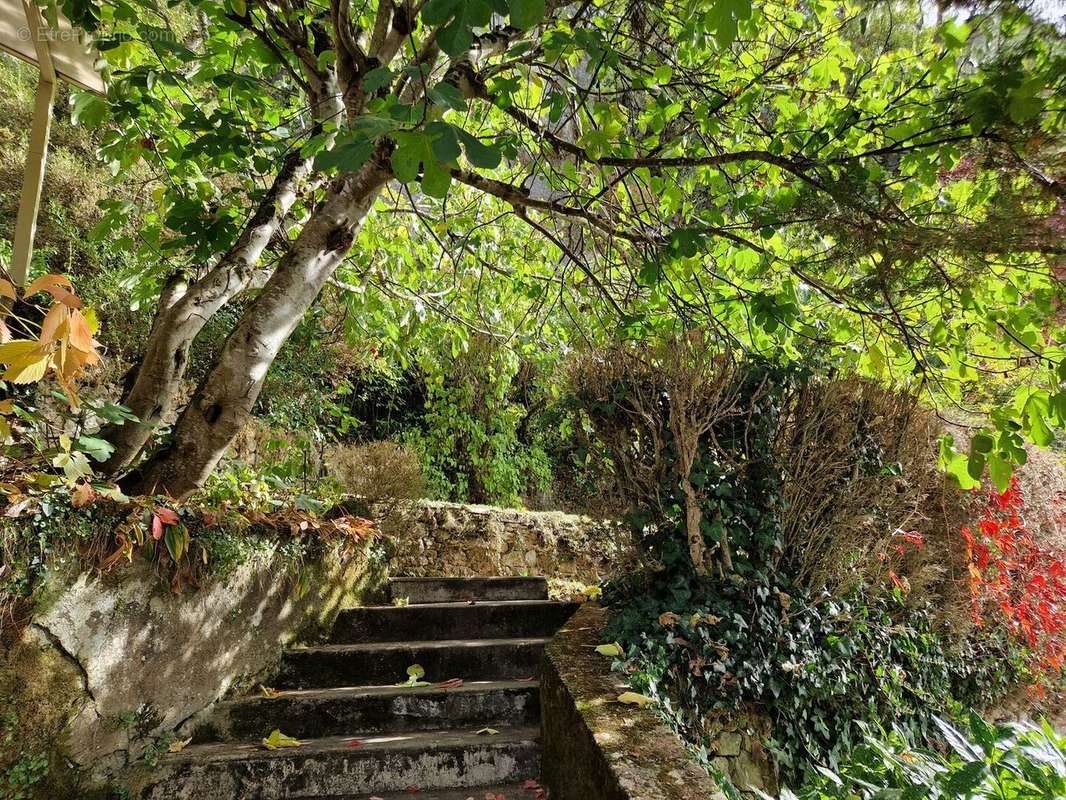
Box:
[140,575,577,798]
[8,542,381,782]
[387,501,635,591]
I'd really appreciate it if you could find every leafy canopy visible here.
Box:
[49,0,1066,486]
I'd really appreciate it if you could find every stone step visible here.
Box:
[331,601,578,644]
[347,785,531,799]
[388,577,548,605]
[277,638,548,690]
[207,681,539,741]
[143,727,541,799]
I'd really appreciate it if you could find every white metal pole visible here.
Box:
[10,0,56,285]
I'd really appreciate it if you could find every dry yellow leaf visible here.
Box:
[616,692,656,706]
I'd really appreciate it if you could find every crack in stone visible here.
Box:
[30,621,98,707]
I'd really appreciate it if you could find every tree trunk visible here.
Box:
[100,154,313,475]
[127,158,391,498]
[680,476,710,576]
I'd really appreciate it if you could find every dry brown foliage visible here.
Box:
[567,332,758,576]
[774,378,975,621]
[326,440,426,534]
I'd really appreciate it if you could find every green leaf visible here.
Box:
[428,82,467,112]
[427,121,461,163]
[354,115,405,138]
[987,453,1012,493]
[1025,403,1054,447]
[422,0,461,25]
[434,0,494,57]
[76,435,115,463]
[362,66,395,93]
[943,761,986,795]
[1008,85,1044,124]
[939,19,970,49]
[509,0,544,30]
[456,129,502,168]
[421,161,453,198]
[706,0,752,49]
[164,524,188,562]
[939,436,980,490]
[391,132,428,182]
[71,92,108,127]
[314,137,374,173]
[933,717,982,761]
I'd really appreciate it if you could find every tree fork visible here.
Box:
[100,153,313,475]
[125,155,392,498]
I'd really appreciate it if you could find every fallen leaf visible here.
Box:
[347,738,363,748]
[435,678,464,689]
[71,482,96,508]
[475,727,499,735]
[259,685,281,699]
[4,498,33,517]
[168,737,192,753]
[595,642,623,657]
[616,691,656,706]
[659,611,680,627]
[261,729,300,750]
[397,663,430,687]
[523,779,541,790]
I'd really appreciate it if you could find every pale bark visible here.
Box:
[100,153,313,474]
[128,156,391,498]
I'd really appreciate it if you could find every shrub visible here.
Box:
[788,716,1066,800]
[775,378,974,609]
[565,336,785,577]
[326,440,425,534]
[572,338,1044,783]
[961,477,1066,685]
[605,574,1023,786]
[406,337,551,507]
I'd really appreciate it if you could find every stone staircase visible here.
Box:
[143,576,577,799]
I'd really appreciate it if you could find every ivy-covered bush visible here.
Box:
[605,574,1024,784]
[571,337,1053,784]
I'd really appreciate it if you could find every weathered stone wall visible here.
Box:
[541,604,775,800]
[2,541,383,789]
[385,501,635,594]
[541,604,728,800]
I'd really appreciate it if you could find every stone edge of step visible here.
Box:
[338,599,571,612]
[285,637,552,655]
[219,679,540,706]
[163,725,542,765]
